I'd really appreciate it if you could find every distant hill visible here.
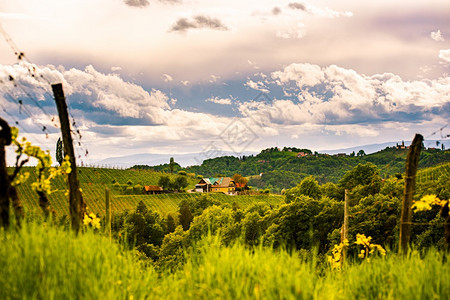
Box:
[182,147,449,192]
[97,151,257,168]
[318,140,450,155]
[95,140,449,168]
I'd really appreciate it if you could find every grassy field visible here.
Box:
[12,167,284,217]
[0,221,448,299]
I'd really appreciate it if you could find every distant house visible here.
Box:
[195,177,236,195]
[297,152,307,157]
[396,141,409,149]
[144,185,163,194]
[195,178,214,193]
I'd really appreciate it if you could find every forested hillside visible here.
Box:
[179,147,449,192]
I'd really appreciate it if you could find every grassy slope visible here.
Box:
[0,222,448,299]
[13,167,284,217]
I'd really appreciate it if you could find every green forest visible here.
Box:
[135,146,449,193]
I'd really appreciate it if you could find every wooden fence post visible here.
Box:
[342,189,349,261]
[399,134,423,254]
[0,118,12,227]
[52,83,85,233]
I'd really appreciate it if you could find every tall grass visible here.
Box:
[1,221,449,299]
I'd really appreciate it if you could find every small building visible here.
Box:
[195,178,214,193]
[195,177,236,195]
[297,152,307,157]
[144,185,163,194]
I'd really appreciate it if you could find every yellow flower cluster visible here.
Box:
[83,208,101,229]
[355,233,386,260]
[327,239,349,270]
[412,195,448,212]
[10,127,72,194]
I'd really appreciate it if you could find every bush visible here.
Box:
[178,171,187,176]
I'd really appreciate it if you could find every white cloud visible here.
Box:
[431,30,445,42]
[272,63,324,87]
[438,49,450,63]
[206,96,233,105]
[161,73,173,82]
[276,23,306,39]
[209,75,220,83]
[245,79,270,93]
[181,80,190,86]
[243,63,450,126]
[111,66,122,72]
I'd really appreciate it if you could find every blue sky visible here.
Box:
[0,0,449,165]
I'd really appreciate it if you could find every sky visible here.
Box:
[0,0,449,166]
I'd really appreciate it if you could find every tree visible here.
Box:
[169,157,175,174]
[357,149,366,157]
[56,137,63,166]
[158,175,171,190]
[262,195,343,252]
[174,175,188,191]
[165,213,177,234]
[178,200,193,231]
[285,175,322,202]
[232,173,248,189]
[339,163,382,205]
[242,211,262,246]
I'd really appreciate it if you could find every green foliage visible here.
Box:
[242,211,262,246]
[165,213,177,234]
[173,175,188,191]
[262,195,342,251]
[2,222,450,299]
[349,194,401,248]
[285,175,322,202]
[158,226,187,271]
[320,182,343,201]
[184,147,449,191]
[113,201,165,258]
[178,200,193,231]
[158,175,171,190]
[177,170,187,176]
[339,162,382,205]
[169,157,175,174]
[187,206,237,244]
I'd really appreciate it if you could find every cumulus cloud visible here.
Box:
[245,80,270,93]
[239,63,450,126]
[206,96,233,105]
[169,15,229,33]
[161,73,173,82]
[431,30,445,42]
[439,49,450,63]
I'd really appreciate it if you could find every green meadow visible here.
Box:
[1,221,448,299]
